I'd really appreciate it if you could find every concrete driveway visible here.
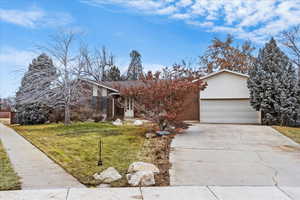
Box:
[170,124,300,186]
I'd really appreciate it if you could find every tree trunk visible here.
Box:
[64,103,71,125]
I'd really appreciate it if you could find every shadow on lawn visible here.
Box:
[57,129,121,137]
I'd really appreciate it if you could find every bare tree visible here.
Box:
[80,45,115,82]
[281,26,300,81]
[29,30,86,125]
[162,60,203,80]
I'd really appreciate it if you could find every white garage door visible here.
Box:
[200,99,260,124]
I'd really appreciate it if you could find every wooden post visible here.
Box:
[112,98,115,119]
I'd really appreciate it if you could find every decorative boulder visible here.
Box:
[145,133,156,139]
[93,167,122,183]
[127,171,155,186]
[112,119,123,126]
[128,162,159,174]
[133,120,143,126]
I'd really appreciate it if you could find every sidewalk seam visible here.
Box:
[276,186,294,200]
[139,187,144,200]
[207,186,220,200]
[65,188,70,200]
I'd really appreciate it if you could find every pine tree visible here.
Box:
[248,38,299,126]
[16,53,57,124]
[105,65,121,81]
[126,50,143,80]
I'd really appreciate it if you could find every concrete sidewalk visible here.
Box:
[0,123,84,189]
[0,186,299,200]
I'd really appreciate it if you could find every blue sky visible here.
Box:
[1,0,300,98]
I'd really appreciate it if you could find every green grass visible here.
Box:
[273,126,300,144]
[12,122,147,187]
[0,140,21,190]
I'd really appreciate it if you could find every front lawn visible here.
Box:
[12,122,148,187]
[0,140,21,190]
[273,126,300,144]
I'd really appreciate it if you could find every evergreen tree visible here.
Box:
[248,38,299,126]
[16,53,57,124]
[126,50,143,80]
[105,65,121,81]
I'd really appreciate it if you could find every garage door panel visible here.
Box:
[200,99,260,124]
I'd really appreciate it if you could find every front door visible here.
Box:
[124,97,134,118]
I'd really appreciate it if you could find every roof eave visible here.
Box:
[80,78,120,92]
[200,69,249,80]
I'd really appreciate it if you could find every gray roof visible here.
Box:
[103,80,145,90]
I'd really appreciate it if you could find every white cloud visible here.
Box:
[171,13,191,20]
[0,47,36,68]
[0,8,73,28]
[156,5,177,15]
[176,0,193,7]
[81,0,300,43]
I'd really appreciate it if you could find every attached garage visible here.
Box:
[199,70,261,124]
[200,99,260,123]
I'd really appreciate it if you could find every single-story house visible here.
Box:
[82,69,261,124]
[0,100,15,125]
[0,111,12,125]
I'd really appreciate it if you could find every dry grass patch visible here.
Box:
[12,122,147,187]
[273,126,300,144]
[0,140,21,190]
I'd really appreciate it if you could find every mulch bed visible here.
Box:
[142,134,174,186]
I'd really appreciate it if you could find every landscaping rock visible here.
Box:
[112,119,123,126]
[133,120,143,126]
[126,171,155,186]
[145,133,156,139]
[128,162,159,174]
[156,131,171,136]
[93,167,122,183]
[97,184,111,188]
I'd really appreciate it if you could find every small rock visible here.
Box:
[175,128,185,134]
[128,162,159,174]
[112,119,123,126]
[145,132,156,139]
[97,184,111,188]
[133,120,143,126]
[127,171,155,186]
[93,167,122,183]
[86,118,94,122]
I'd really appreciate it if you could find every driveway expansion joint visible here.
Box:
[255,151,279,186]
[276,186,295,200]
[207,186,221,200]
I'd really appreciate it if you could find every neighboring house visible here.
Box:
[0,111,12,125]
[0,99,15,125]
[82,69,261,124]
